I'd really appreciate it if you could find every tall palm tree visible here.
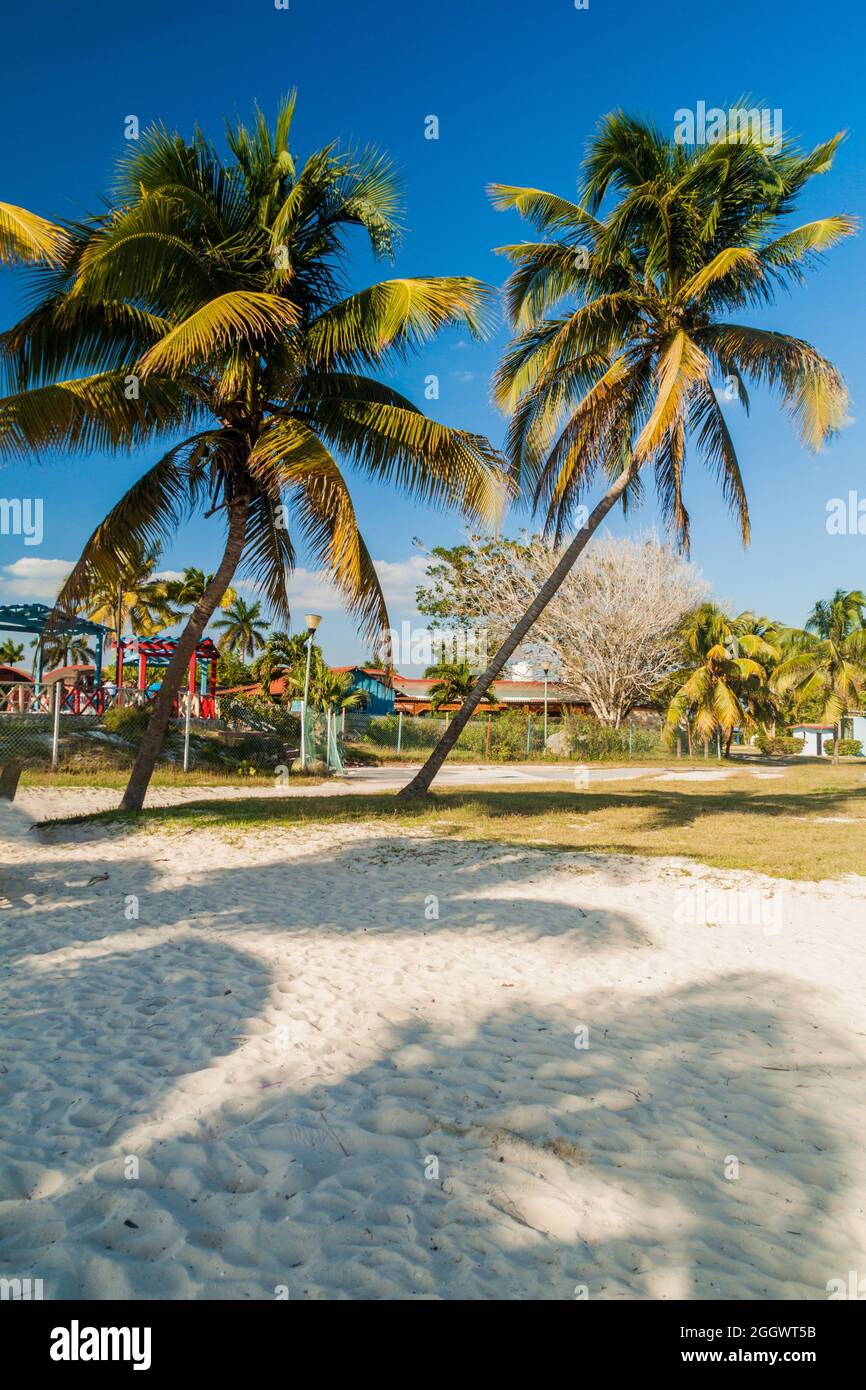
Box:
[212,597,268,659]
[773,589,866,757]
[84,539,179,642]
[0,98,504,809]
[34,631,94,671]
[665,603,780,755]
[398,111,852,797]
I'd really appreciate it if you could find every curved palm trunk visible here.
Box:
[397,464,638,799]
[121,496,250,812]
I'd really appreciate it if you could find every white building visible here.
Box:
[790,724,835,756]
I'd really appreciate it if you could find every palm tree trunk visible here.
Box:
[397,463,638,798]
[121,496,250,811]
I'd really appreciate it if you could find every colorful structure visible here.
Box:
[119,636,220,718]
[0,602,111,690]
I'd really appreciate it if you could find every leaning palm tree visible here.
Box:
[0,97,504,808]
[398,110,852,797]
[212,597,268,659]
[773,589,866,758]
[665,603,780,756]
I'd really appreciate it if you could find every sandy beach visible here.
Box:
[1,795,865,1301]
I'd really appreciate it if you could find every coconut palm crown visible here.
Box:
[492,111,854,548]
[0,96,504,807]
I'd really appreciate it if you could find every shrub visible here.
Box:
[101,704,152,743]
[827,738,863,757]
[756,731,805,756]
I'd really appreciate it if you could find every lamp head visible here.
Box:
[305,614,322,634]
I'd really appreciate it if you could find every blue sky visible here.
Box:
[1,0,864,668]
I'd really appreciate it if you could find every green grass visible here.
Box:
[49,762,866,880]
[21,767,325,789]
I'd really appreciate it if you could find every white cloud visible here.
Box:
[236,554,429,623]
[0,557,73,604]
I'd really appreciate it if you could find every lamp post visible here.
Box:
[542,660,550,750]
[300,614,321,769]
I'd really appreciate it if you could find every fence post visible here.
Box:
[396,709,403,756]
[526,713,532,758]
[716,730,722,760]
[51,680,63,770]
[183,690,192,773]
[485,713,492,759]
[628,720,633,757]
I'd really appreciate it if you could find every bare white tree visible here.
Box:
[425,531,708,726]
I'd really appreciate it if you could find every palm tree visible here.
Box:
[398,111,852,797]
[0,638,25,664]
[425,659,479,712]
[254,629,315,697]
[0,98,504,809]
[313,668,368,713]
[34,631,94,670]
[212,597,268,659]
[665,604,780,755]
[84,539,179,642]
[164,566,237,614]
[773,590,866,758]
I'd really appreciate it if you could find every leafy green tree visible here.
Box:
[400,110,851,796]
[0,97,503,809]
[312,668,368,713]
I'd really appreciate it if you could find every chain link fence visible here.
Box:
[343,709,670,761]
[0,682,347,777]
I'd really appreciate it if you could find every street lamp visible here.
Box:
[300,614,322,770]
[541,660,550,749]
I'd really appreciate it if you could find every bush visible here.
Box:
[101,704,152,743]
[826,738,863,757]
[756,731,805,757]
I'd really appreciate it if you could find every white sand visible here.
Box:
[1,807,865,1301]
